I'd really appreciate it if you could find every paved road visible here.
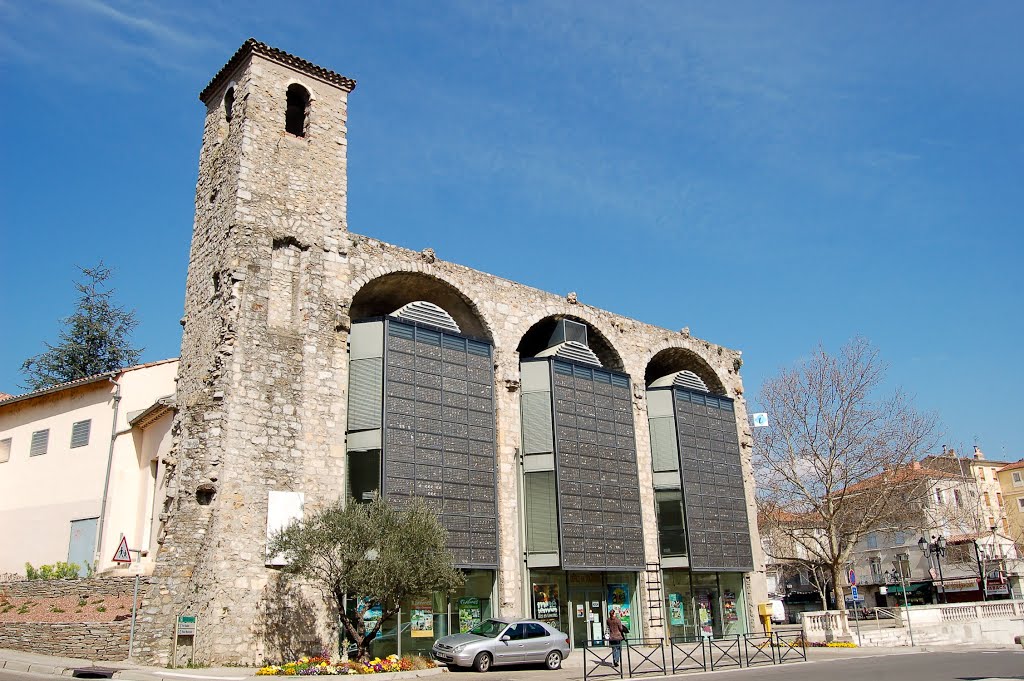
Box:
[437,649,1024,681]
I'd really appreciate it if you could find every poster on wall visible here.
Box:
[607,583,632,629]
[696,592,713,637]
[533,584,560,623]
[359,599,382,628]
[410,598,433,637]
[722,591,738,623]
[668,593,686,626]
[458,597,481,633]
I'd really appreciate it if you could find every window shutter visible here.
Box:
[525,471,558,553]
[70,420,92,448]
[522,392,553,454]
[348,357,383,431]
[649,417,679,473]
[30,429,49,457]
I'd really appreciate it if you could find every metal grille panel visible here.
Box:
[549,359,644,570]
[383,319,497,568]
[672,388,753,571]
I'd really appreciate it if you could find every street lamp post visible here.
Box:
[918,535,948,604]
[890,564,915,647]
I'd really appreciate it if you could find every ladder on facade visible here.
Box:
[645,562,664,628]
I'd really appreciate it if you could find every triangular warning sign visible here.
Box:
[112,536,132,564]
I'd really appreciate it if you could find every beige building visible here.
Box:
[997,460,1024,548]
[0,360,178,577]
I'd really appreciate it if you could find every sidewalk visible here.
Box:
[0,648,442,681]
[0,643,956,680]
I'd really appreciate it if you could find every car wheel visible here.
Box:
[544,650,562,670]
[473,652,492,673]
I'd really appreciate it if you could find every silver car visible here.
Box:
[431,618,570,672]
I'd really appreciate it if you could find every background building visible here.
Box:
[131,40,767,665]
[0,360,177,577]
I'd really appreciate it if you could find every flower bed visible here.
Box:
[257,654,435,676]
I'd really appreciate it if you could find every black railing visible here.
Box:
[669,636,707,673]
[774,631,808,663]
[742,633,776,666]
[582,639,623,681]
[585,630,807,679]
[624,638,667,676]
[707,634,742,670]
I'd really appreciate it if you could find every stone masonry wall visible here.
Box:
[136,43,767,665]
[1,577,146,599]
[0,622,131,660]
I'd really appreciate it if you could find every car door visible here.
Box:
[493,623,526,665]
[521,622,554,662]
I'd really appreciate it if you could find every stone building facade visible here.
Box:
[134,40,767,664]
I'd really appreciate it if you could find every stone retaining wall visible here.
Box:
[0,621,131,660]
[1,577,147,599]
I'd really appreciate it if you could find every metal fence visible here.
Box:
[583,632,806,680]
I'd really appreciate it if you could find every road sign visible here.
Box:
[851,585,859,600]
[751,413,769,428]
[176,615,197,636]
[848,568,856,585]
[112,536,132,564]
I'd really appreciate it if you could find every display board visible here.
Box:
[383,319,498,567]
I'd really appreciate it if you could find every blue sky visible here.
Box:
[1,1,1021,458]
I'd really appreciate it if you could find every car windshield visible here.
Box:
[469,619,509,638]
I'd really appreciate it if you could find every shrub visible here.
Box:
[25,562,81,580]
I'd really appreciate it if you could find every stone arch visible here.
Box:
[349,270,493,341]
[516,313,625,372]
[644,346,727,395]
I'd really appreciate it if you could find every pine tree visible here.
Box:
[21,262,143,391]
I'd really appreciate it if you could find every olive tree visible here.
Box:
[268,497,463,663]
[754,337,939,609]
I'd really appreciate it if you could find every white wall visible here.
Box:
[0,360,177,576]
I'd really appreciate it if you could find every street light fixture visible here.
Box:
[918,534,948,604]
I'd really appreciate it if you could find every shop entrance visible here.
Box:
[570,587,605,648]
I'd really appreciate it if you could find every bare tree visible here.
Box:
[754,337,939,609]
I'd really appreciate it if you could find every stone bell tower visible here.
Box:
[134,40,356,664]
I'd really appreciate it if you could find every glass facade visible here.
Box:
[529,570,640,650]
[351,569,495,659]
[663,569,747,639]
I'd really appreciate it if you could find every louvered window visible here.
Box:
[525,471,558,553]
[522,392,554,454]
[70,420,91,448]
[30,429,49,457]
[0,438,10,463]
[649,417,679,473]
[348,358,383,431]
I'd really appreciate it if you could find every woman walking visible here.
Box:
[607,609,626,667]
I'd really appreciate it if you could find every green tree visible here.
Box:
[21,262,142,390]
[268,497,463,663]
